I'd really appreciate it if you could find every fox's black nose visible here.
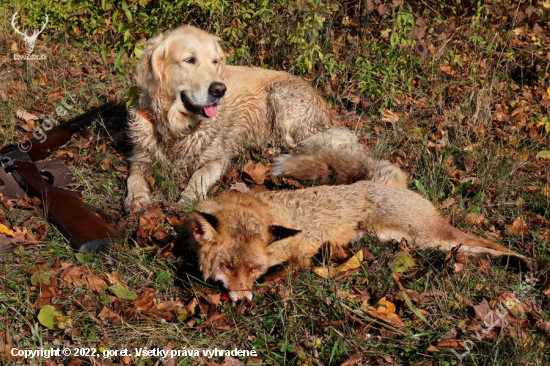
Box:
[209,82,227,98]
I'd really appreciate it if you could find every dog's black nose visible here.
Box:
[209,82,227,98]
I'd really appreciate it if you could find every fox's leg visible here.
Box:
[267,235,320,269]
[125,157,153,214]
[267,78,337,148]
[416,223,535,270]
[372,199,536,271]
[179,160,226,205]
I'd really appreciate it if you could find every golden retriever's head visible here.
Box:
[136,25,227,128]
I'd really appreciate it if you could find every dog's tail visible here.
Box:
[272,148,408,188]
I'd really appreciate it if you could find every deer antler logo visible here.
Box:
[11,11,49,56]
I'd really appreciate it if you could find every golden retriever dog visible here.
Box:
[125,25,354,214]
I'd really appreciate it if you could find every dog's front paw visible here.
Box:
[124,193,153,215]
[177,188,202,209]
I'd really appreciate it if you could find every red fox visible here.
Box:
[189,149,535,301]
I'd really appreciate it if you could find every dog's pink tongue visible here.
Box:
[204,105,217,117]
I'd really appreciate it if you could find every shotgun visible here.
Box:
[0,103,124,252]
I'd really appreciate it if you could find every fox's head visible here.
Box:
[189,209,300,301]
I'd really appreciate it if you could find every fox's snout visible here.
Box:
[228,289,253,302]
[224,274,255,302]
[215,270,255,302]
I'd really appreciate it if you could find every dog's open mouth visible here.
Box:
[180,93,218,118]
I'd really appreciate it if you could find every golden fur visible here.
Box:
[125,25,343,213]
[189,150,534,301]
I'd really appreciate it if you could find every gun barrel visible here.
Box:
[28,102,120,161]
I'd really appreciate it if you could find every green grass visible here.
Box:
[1,0,550,365]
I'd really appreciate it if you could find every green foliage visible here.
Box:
[10,0,424,108]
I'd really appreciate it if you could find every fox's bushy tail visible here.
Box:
[271,149,408,188]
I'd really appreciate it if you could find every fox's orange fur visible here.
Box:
[189,149,534,301]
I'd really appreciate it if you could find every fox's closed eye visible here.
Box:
[220,263,233,272]
[250,267,262,275]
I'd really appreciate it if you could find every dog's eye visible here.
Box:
[213,59,219,64]
[184,57,196,64]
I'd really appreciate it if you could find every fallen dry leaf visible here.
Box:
[455,293,473,307]
[222,356,243,366]
[167,216,188,228]
[525,213,550,226]
[377,354,393,364]
[98,306,123,324]
[436,340,464,348]
[505,217,529,235]
[440,197,458,209]
[471,257,491,274]
[440,65,452,75]
[312,250,363,279]
[465,213,485,227]
[198,313,231,331]
[361,297,405,328]
[494,292,527,315]
[243,160,268,185]
[426,345,439,352]
[106,272,123,285]
[341,352,363,366]
[134,288,155,311]
[540,277,550,299]
[85,274,108,292]
[60,266,91,288]
[15,110,38,122]
[245,357,263,365]
[0,224,14,237]
[207,293,221,307]
[381,109,399,124]
[34,278,59,307]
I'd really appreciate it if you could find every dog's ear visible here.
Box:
[213,36,227,75]
[135,34,167,87]
[191,211,220,242]
[268,225,301,243]
[150,41,167,82]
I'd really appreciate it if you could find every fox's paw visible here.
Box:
[290,256,312,271]
[124,192,152,215]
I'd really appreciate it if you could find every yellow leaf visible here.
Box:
[361,297,405,328]
[312,251,363,278]
[0,224,14,237]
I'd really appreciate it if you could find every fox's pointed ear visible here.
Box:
[269,225,301,243]
[191,211,220,242]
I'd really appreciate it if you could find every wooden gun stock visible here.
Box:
[12,161,123,252]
